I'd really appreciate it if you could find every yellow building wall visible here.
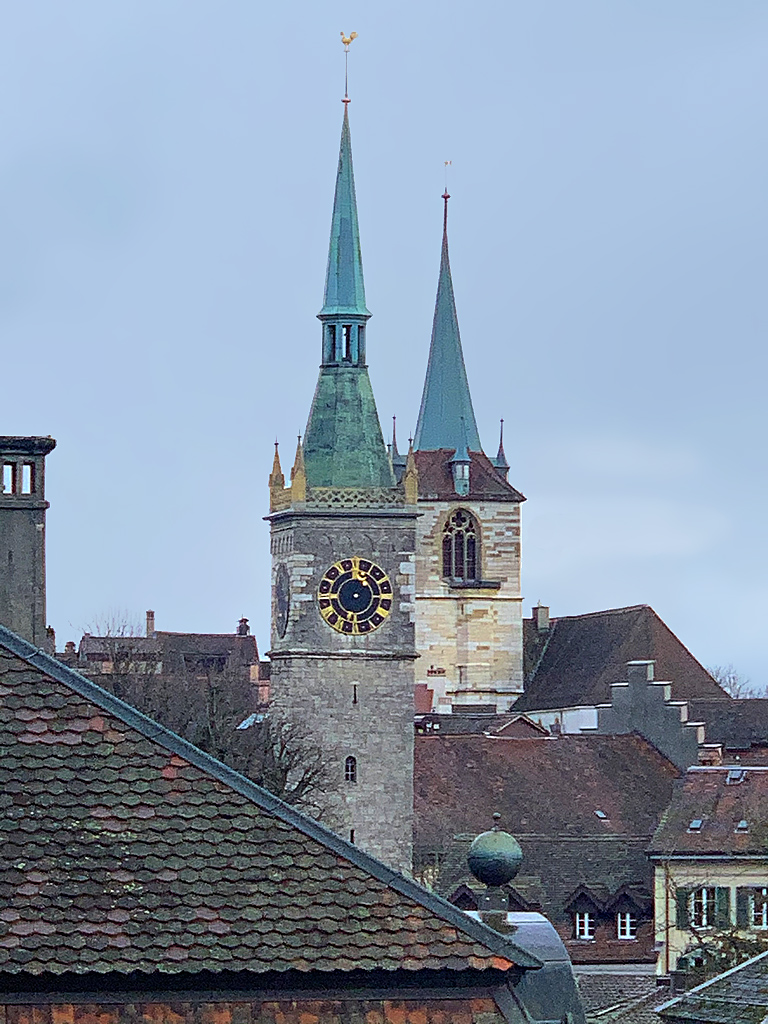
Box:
[415,501,523,710]
[653,859,768,975]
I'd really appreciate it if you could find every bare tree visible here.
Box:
[79,613,333,816]
[708,664,766,699]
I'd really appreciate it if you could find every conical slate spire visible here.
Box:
[413,193,481,453]
[320,106,370,318]
[303,106,393,489]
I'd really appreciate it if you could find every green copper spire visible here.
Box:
[303,104,394,490]
[320,106,370,318]
[413,193,482,453]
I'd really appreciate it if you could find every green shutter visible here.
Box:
[675,888,691,929]
[736,888,750,930]
[715,886,731,928]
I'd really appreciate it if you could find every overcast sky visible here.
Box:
[3,2,768,686]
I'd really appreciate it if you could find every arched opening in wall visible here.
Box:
[442,509,479,581]
[344,755,357,783]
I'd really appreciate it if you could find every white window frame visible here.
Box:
[616,911,638,940]
[690,887,716,929]
[750,888,768,930]
[575,911,595,940]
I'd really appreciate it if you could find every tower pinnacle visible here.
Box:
[413,193,482,453]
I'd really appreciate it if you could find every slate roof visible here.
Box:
[516,605,725,712]
[648,767,768,857]
[414,712,548,737]
[0,624,540,977]
[414,734,679,922]
[413,449,524,502]
[689,699,768,754]
[656,949,768,1023]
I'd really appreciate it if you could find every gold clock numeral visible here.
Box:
[318,556,393,635]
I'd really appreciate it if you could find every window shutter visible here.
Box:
[675,888,691,929]
[715,887,731,929]
[736,888,750,930]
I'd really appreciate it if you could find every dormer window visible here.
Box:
[442,509,479,581]
[616,911,637,940]
[574,911,595,940]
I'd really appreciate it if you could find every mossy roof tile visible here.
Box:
[0,624,538,978]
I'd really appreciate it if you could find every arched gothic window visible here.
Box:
[344,755,357,783]
[442,509,479,581]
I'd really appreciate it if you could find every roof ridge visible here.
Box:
[0,623,540,971]
[538,604,651,623]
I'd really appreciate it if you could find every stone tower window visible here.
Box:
[442,509,479,581]
[344,755,357,783]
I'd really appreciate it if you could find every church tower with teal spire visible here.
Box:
[267,86,417,873]
[406,192,526,712]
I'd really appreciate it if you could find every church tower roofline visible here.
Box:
[413,192,482,454]
[318,106,371,322]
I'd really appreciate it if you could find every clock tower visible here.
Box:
[267,100,418,873]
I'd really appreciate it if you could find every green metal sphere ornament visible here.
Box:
[467,813,523,887]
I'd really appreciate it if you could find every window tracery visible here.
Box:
[442,509,479,581]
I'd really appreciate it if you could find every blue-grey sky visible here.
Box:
[3,2,768,685]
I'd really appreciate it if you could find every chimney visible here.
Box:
[237,616,250,636]
[0,435,56,649]
[531,603,549,633]
[146,610,155,636]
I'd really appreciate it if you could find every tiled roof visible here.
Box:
[414,733,679,921]
[516,605,725,712]
[689,699,768,753]
[649,767,768,857]
[413,450,524,502]
[578,972,663,1023]
[656,949,768,1023]
[0,624,539,977]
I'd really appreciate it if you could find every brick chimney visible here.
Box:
[146,610,155,636]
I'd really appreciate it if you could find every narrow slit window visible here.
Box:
[21,464,34,494]
[344,755,357,783]
[349,829,355,844]
[2,463,16,495]
[352,683,358,705]
[325,324,337,362]
[343,325,352,361]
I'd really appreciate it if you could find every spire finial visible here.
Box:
[340,31,358,105]
[391,415,399,458]
[443,161,452,235]
[493,417,509,478]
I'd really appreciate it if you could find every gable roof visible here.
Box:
[414,733,679,925]
[689,699,768,754]
[649,767,768,858]
[515,605,725,712]
[413,449,524,502]
[0,623,540,977]
[656,949,768,1023]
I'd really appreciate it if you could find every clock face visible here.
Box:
[318,556,393,635]
[275,563,290,638]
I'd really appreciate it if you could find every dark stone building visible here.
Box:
[0,435,56,649]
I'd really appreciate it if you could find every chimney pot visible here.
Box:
[146,610,155,636]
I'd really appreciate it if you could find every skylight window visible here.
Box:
[595,810,607,820]
[688,819,703,832]
[735,819,749,832]
[726,768,746,785]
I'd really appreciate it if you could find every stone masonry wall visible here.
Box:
[269,508,417,874]
[415,502,522,710]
